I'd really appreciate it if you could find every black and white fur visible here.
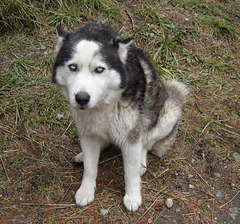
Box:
[52,23,188,212]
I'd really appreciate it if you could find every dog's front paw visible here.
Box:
[75,187,94,207]
[123,194,142,212]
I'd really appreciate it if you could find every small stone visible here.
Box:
[40,45,46,50]
[100,209,108,216]
[189,184,195,189]
[228,207,239,220]
[57,114,64,119]
[229,212,236,220]
[214,173,221,178]
[188,174,194,178]
[232,152,240,162]
[215,191,222,198]
[165,198,173,208]
[148,217,153,223]
[149,33,155,38]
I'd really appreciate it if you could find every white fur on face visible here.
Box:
[55,40,122,109]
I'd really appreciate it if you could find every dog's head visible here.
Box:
[52,24,133,110]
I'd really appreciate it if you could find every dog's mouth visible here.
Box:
[77,105,88,110]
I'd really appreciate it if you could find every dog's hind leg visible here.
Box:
[152,129,177,158]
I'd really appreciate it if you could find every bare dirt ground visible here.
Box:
[0,0,239,223]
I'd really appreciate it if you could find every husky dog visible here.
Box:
[52,23,188,212]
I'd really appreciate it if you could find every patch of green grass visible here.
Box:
[198,16,238,40]
[38,186,56,197]
[171,0,239,40]
[36,55,55,75]
[137,5,172,28]
[47,8,87,28]
[171,0,237,19]
[149,31,182,80]
[1,0,84,32]
[82,0,121,22]
[153,32,181,66]
[1,0,121,32]
[82,0,110,10]
[172,0,222,16]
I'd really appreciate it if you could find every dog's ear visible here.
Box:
[56,26,68,38]
[55,26,68,53]
[115,37,134,63]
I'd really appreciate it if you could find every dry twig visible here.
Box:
[0,156,11,183]
[220,190,240,209]
[135,186,168,223]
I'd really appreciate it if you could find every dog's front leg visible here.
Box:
[122,141,142,212]
[75,136,103,207]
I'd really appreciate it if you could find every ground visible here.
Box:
[0,0,239,223]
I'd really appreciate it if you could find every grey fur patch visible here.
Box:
[127,118,141,144]
[138,59,168,131]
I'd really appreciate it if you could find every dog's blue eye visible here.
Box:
[95,67,105,74]
[68,64,78,72]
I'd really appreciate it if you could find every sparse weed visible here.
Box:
[153,32,181,66]
[141,5,171,27]
[198,16,238,40]
[38,186,56,197]
[37,55,55,74]
[0,177,7,190]
[171,0,238,40]
[82,0,114,10]
[223,152,232,162]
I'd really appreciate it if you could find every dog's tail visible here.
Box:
[164,79,189,105]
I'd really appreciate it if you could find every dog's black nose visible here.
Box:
[75,92,90,106]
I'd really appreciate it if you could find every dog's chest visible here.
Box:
[71,103,139,143]
[72,108,110,139]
